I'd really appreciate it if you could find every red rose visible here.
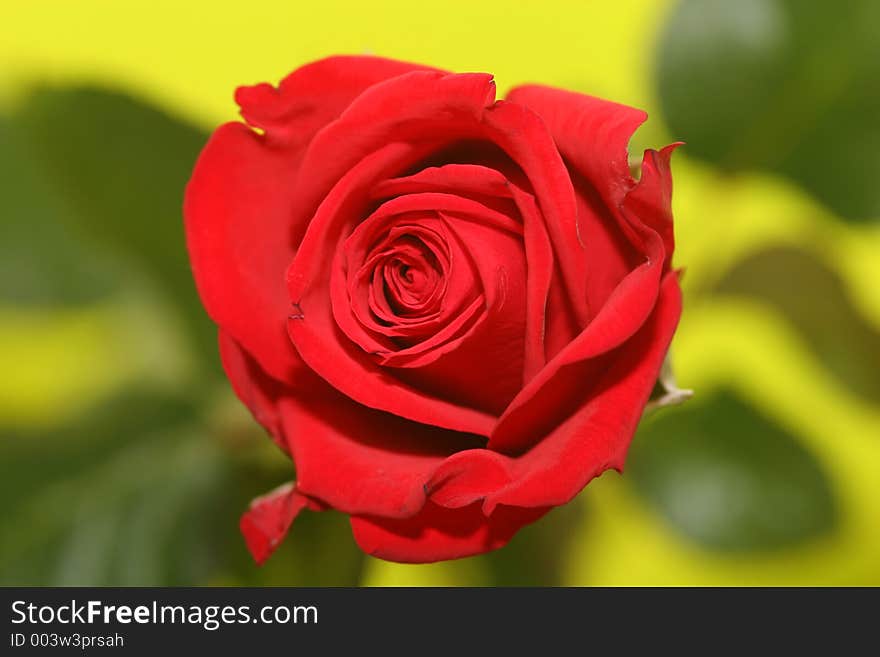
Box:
[185,55,682,564]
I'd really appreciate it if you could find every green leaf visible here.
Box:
[481,501,586,586]
[0,389,213,585]
[0,389,365,586]
[13,87,220,371]
[714,245,880,403]
[0,117,115,305]
[0,389,198,511]
[657,0,880,221]
[626,390,837,552]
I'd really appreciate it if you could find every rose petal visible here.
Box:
[361,226,453,329]
[504,85,658,329]
[279,386,478,518]
[482,100,591,329]
[373,162,515,203]
[323,186,530,413]
[489,224,665,453]
[488,141,678,453]
[236,55,437,146]
[240,482,322,565]
[423,272,682,509]
[622,143,683,269]
[187,56,434,383]
[374,164,555,380]
[391,211,526,414]
[218,329,288,453]
[504,84,647,210]
[290,69,582,339]
[287,72,591,396]
[332,193,516,358]
[424,449,514,509]
[350,501,549,563]
[287,143,498,436]
[185,123,305,383]
[370,296,488,369]
[486,274,680,510]
[568,167,644,330]
[290,70,499,227]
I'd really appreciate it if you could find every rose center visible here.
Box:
[337,205,485,363]
[376,235,444,318]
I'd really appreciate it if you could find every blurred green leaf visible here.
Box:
[657,0,880,220]
[0,389,214,585]
[13,87,219,371]
[0,117,115,305]
[626,390,837,552]
[0,389,365,585]
[480,502,585,586]
[714,245,880,403]
[0,389,198,510]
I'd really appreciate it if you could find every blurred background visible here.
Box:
[1,0,878,586]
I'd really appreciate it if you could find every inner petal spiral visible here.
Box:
[331,202,486,368]
[372,234,444,320]
[327,185,529,414]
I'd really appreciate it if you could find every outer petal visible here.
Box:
[185,56,432,383]
[350,501,549,563]
[568,168,643,326]
[279,384,480,519]
[424,272,683,511]
[185,122,305,383]
[289,70,498,223]
[481,100,591,329]
[504,84,647,210]
[218,329,287,453]
[235,55,437,148]
[485,272,682,511]
[487,143,680,453]
[505,85,655,323]
[240,482,323,565]
[622,143,683,268]
[489,221,665,453]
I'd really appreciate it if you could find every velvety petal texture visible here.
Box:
[351,502,550,563]
[184,55,684,564]
[239,482,324,565]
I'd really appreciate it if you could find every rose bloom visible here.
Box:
[185,56,682,564]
